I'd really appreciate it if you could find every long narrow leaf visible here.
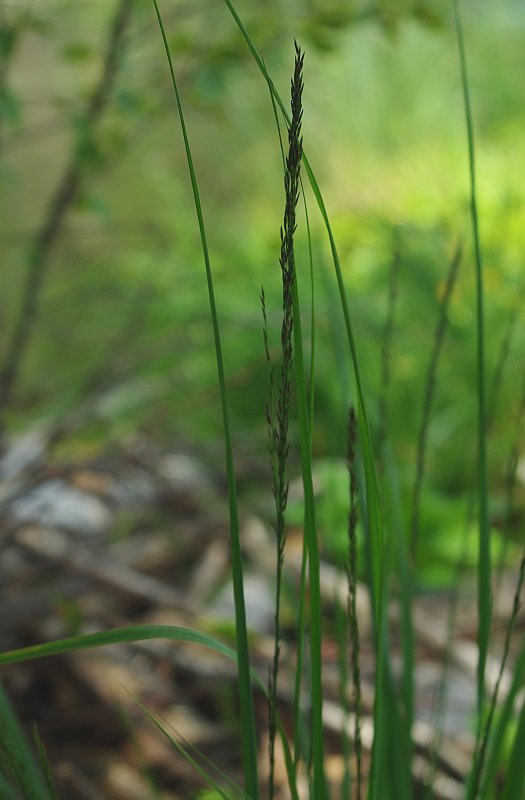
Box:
[499,695,525,800]
[479,631,525,796]
[32,725,58,800]
[384,447,415,796]
[452,0,491,723]
[292,262,326,798]
[0,683,52,800]
[151,4,258,797]
[133,698,243,800]
[0,623,302,800]
[0,625,239,667]
[470,550,525,798]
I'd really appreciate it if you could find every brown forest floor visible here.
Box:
[0,429,523,799]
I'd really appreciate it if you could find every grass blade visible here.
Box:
[452,0,491,722]
[377,236,401,464]
[0,623,301,799]
[130,692,247,800]
[32,725,58,800]
[0,625,242,667]
[117,706,163,800]
[347,407,363,800]
[479,623,525,796]
[467,550,525,799]
[151,3,258,796]
[292,236,326,798]
[384,446,415,796]
[0,682,52,800]
[499,693,525,800]
[292,540,310,773]
[140,705,239,799]
[335,602,352,799]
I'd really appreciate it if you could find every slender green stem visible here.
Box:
[292,540,310,772]
[135,699,247,800]
[468,550,525,799]
[302,181,316,438]
[479,626,525,796]
[0,683,54,799]
[292,272,326,798]
[335,602,352,799]
[32,725,58,800]
[453,0,491,722]
[151,4,258,796]
[377,236,400,464]
[347,407,363,800]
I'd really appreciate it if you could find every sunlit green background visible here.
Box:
[2,0,524,583]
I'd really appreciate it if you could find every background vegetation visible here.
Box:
[1,2,525,796]
[2,0,524,580]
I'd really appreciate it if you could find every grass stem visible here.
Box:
[453,0,491,722]
[151,3,258,795]
[346,406,363,800]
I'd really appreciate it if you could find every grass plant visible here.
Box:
[1,2,525,799]
[152,2,259,795]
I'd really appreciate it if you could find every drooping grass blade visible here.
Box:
[151,4,258,796]
[0,624,301,799]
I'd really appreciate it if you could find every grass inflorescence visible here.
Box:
[264,42,304,799]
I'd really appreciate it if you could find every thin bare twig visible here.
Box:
[0,0,135,427]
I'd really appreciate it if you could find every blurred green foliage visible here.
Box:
[1,1,524,582]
